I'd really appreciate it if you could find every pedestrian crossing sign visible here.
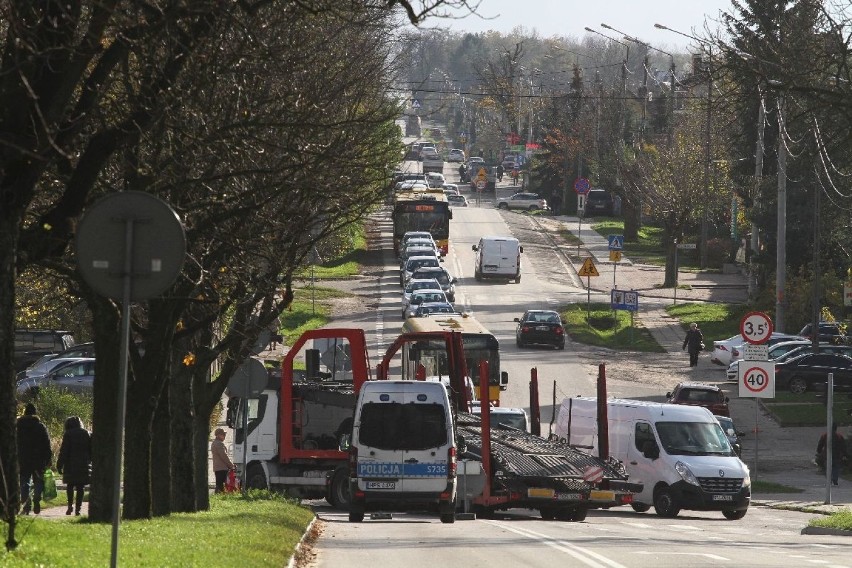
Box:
[578,257,599,277]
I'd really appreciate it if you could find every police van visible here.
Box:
[349,381,457,523]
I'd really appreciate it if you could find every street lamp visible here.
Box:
[655,23,713,270]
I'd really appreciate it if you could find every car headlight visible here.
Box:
[674,461,700,486]
[741,466,751,488]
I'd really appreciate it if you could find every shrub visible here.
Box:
[705,237,735,269]
[21,386,93,458]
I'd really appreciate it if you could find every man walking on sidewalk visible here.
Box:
[682,323,704,367]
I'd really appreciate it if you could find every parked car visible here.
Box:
[583,189,616,216]
[514,310,565,349]
[447,194,468,207]
[665,382,730,417]
[729,332,808,364]
[726,341,852,382]
[403,290,450,319]
[448,148,465,162]
[798,322,849,345]
[495,192,547,211]
[16,358,96,397]
[16,356,90,384]
[711,332,803,367]
[409,266,457,302]
[715,415,743,457]
[775,352,852,394]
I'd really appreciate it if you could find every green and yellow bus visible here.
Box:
[401,313,507,405]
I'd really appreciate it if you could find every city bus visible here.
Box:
[392,189,451,255]
[400,313,507,405]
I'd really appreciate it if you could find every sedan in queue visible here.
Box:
[514,310,565,349]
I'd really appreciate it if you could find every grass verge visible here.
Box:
[759,392,852,427]
[280,286,349,345]
[666,302,751,350]
[298,228,366,279]
[2,492,313,567]
[809,509,852,531]
[751,480,804,494]
[561,303,666,352]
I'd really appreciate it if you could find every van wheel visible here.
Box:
[631,503,651,513]
[440,512,455,524]
[348,505,364,523]
[723,509,747,520]
[788,376,807,394]
[475,270,482,281]
[539,508,557,520]
[328,468,351,510]
[653,488,680,518]
[498,203,508,210]
[245,465,268,491]
[515,274,521,283]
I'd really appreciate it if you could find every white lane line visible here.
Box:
[620,522,654,529]
[480,520,628,568]
[635,551,730,561]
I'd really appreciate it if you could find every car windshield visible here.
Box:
[656,421,733,456]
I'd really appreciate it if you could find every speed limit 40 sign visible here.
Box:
[738,361,775,398]
[740,311,773,345]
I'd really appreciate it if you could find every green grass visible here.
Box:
[759,391,852,427]
[590,220,700,268]
[279,286,348,345]
[297,230,367,279]
[666,303,751,349]
[751,480,804,494]
[561,303,666,352]
[2,492,314,567]
[809,509,852,531]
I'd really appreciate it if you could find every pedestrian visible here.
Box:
[682,322,704,367]
[496,164,504,182]
[16,402,53,515]
[57,416,92,516]
[816,423,847,485]
[211,427,235,493]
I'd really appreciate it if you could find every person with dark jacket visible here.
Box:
[57,416,92,515]
[682,322,704,367]
[816,423,847,485]
[16,403,53,515]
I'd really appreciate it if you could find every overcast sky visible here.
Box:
[430,0,735,51]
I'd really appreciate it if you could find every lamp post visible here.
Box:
[655,23,712,269]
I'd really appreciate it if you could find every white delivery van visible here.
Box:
[556,397,750,520]
[472,236,523,283]
[349,381,457,523]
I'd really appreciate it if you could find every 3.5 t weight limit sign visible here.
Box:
[738,361,775,398]
[739,311,773,345]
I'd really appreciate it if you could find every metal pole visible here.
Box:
[775,92,786,332]
[753,398,759,481]
[749,94,765,300]
[110,219,135,568]
[825,373,834,504]
[586,276,591,320]
[673,242,679,305]
[700,50,712,269]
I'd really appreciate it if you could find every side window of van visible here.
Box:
[634,422,655,452]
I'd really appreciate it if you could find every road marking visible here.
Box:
[621,522,653,529]
[635,551,730,561]
[481,520,628,568]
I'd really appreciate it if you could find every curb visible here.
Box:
[801,526,852,536]
[287,515,318,568]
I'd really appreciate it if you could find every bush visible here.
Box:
[21,386,93,458]
[705,237,736,269]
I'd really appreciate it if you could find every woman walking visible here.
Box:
[57,416,92,516]
[682,322,704,368]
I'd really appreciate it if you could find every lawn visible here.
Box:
[666,302,752,350]
[561,303,666,352]
[2,492,314,567]
[589,219,705,269]
[760,391,852,427]
[279,285,348,345]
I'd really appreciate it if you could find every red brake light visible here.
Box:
[720,346,729,352]
[447,446,457,478]
[522,325,530,332]
[555,326,564,335]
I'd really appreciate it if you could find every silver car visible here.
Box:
[16,358,96,397]
[495,192,547,211]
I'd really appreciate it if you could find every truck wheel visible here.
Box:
[245,465,268,491]
[570,508,588,522]
[653,487,680,518]
[722,509,747,520]
[539,508,557,520]
[631,503,651,513]
[440,512,456,524]
[328,468,351,510]
[348,505,364,523]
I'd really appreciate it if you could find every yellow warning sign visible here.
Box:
[477,167,487,181]
[609,250,622,262]
[578,257,599,277]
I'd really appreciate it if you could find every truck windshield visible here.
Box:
[656,421,733,456]
[358,402,447,451]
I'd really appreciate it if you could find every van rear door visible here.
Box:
[354,387,404,493]
[399,385,451,494]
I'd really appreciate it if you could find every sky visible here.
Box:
[430,0,736,51]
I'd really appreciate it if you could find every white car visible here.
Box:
[400,255,441,287]
[402,289,449,319]
[447,194,468,207]
[426,172,445,188]
[495,192,548,211]
[448,149,465,162]
[711,332,804,367]
[402,278,443,307]
[442,183,459,195]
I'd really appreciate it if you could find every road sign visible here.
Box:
[609,250,622,262]
[412,99,421,108]
[611,289,639,312]
[477,167,487,180]
[676,243,697,249]
[742,344,769,361]
[740,311,774,345]
[573,177,591,195]
[476,180,486,190]
[578,257,599,277]
[607,235,624,250]
[738,362,775,398]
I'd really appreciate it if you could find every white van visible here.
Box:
[349,381,457,523]
[472,236,522,283]
[556,397,750,519]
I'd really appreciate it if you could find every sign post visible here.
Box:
[578,257,599,319]
[737,311,774,482]
[574,178,590,257]
[607,235,624,288]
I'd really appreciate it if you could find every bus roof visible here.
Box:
[393,189,448,204]
[402,313,491,336]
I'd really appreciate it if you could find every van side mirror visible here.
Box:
[226,398,239,428]
[500,371,509,391]
[471,245,479,251]
[513,317,520,322]
[448,211,453,220]
[519,246,524,253]
[725,396,730,403]
[665,392,672,398]
[451,277,458,284]
[642,440,660,460]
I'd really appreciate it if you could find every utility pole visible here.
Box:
[776,91,787,332]
[700,50,712,269]
[749,93,765,300]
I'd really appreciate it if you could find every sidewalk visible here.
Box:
[547,214,852,516]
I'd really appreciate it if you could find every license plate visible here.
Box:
[367,481,396,490]
[536,326,549,331]
[557,493,582,501]
[484,266,497,272]
[528,488,555,499]
[589,490,615,501]
[711,494,733,501]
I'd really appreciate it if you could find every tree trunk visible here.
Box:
[623,197,640,242]
[0,216,21,549]
[122,386,156,519]
[151,387,171,517]
[169,358,197,513]
[193,410,213,511]
[87,296,122,523]
[664,242,678,288]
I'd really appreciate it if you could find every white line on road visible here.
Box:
[481,520,628,568]
[635,551,730,561]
